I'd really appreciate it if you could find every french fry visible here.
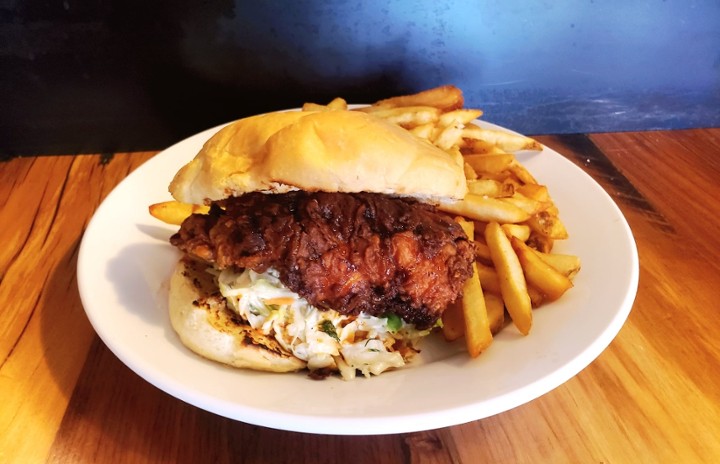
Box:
[467,179,514,198]
[149,201,209,225]
[462,262,493,357]
[501,223,531,242]
[525,211,569,240]
[475,170,515,183]
[371,85,464,111]
[455,217,493,357]
[499,175,523,190]
[475,262,501,295]
[410,122,436,140]
[535,251,582,279]
[433,124,465,150]
[463,162,479,180]
[508,161,539,185]
[473,239,493,264]
[455,216,474,248]
[484,292,506,335]
[439,193,531,224]
[464,138,507,155]
[464,153,515,174]
[500,192,551,216]
[438,108,483,127]
[516,183,550,202]
[527,285,546,308]
[463,124,543,152]
[526,232,554,253]
[358,105,441,128]
[444,214,474,342]
[511,236,574,301]
[485,222,532,335]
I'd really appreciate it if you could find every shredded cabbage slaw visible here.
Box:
[215,267,431,379]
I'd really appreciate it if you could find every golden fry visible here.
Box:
[149,201,209,225]
[485,222,532,335]
[372,85,464,111]
[463,124,543,152]
[546,204,560,216]
[433,124,465,150]
[462,262,493,357]
[484,292,506,335]
[516,183,550,202]
[467,179,514,198]
[525,211,569,240]
[464,153,515,174]
[501,223,531,242]
[409,122,436,140]
[475,262,501,295]
[464,138,507,155]
[526,285,545,308]
[511,236,574,302]
[454,217,493,357]
[358,105,440,128]
[500,192,551,216]
[508,161,539,185]
[438,108,483,127]
[535,251,582,279]
[455,214,474,239]
[473,239,493,264]
[463,162,479,180]
[439,193,531,224]
[526,232,554,253]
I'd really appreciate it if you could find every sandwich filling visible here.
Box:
[171,191,475,378]
[215,266,432,379]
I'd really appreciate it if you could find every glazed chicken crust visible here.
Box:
[170,192,474,329]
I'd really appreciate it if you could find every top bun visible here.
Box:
[169,109,468,204]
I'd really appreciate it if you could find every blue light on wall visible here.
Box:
[180,0,720,134]
[2,0,719,155]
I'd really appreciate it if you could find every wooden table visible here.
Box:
[2,128,719,463]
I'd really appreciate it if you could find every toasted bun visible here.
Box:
[169,109,467,204]
[168,258,306,373]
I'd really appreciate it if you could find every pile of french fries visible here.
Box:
[304,85,581,357]
[151,85,581,360]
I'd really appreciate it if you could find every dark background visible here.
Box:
[2,0,719,157]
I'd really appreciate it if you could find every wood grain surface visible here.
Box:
[1,130,719,463]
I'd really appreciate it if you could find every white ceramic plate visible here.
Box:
[77,115,638,435]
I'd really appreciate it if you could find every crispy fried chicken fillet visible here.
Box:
[170,191,474,329]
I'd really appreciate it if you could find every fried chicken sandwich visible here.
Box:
[167,109,475,379]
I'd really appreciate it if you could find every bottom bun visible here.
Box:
[168,258,307,373]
